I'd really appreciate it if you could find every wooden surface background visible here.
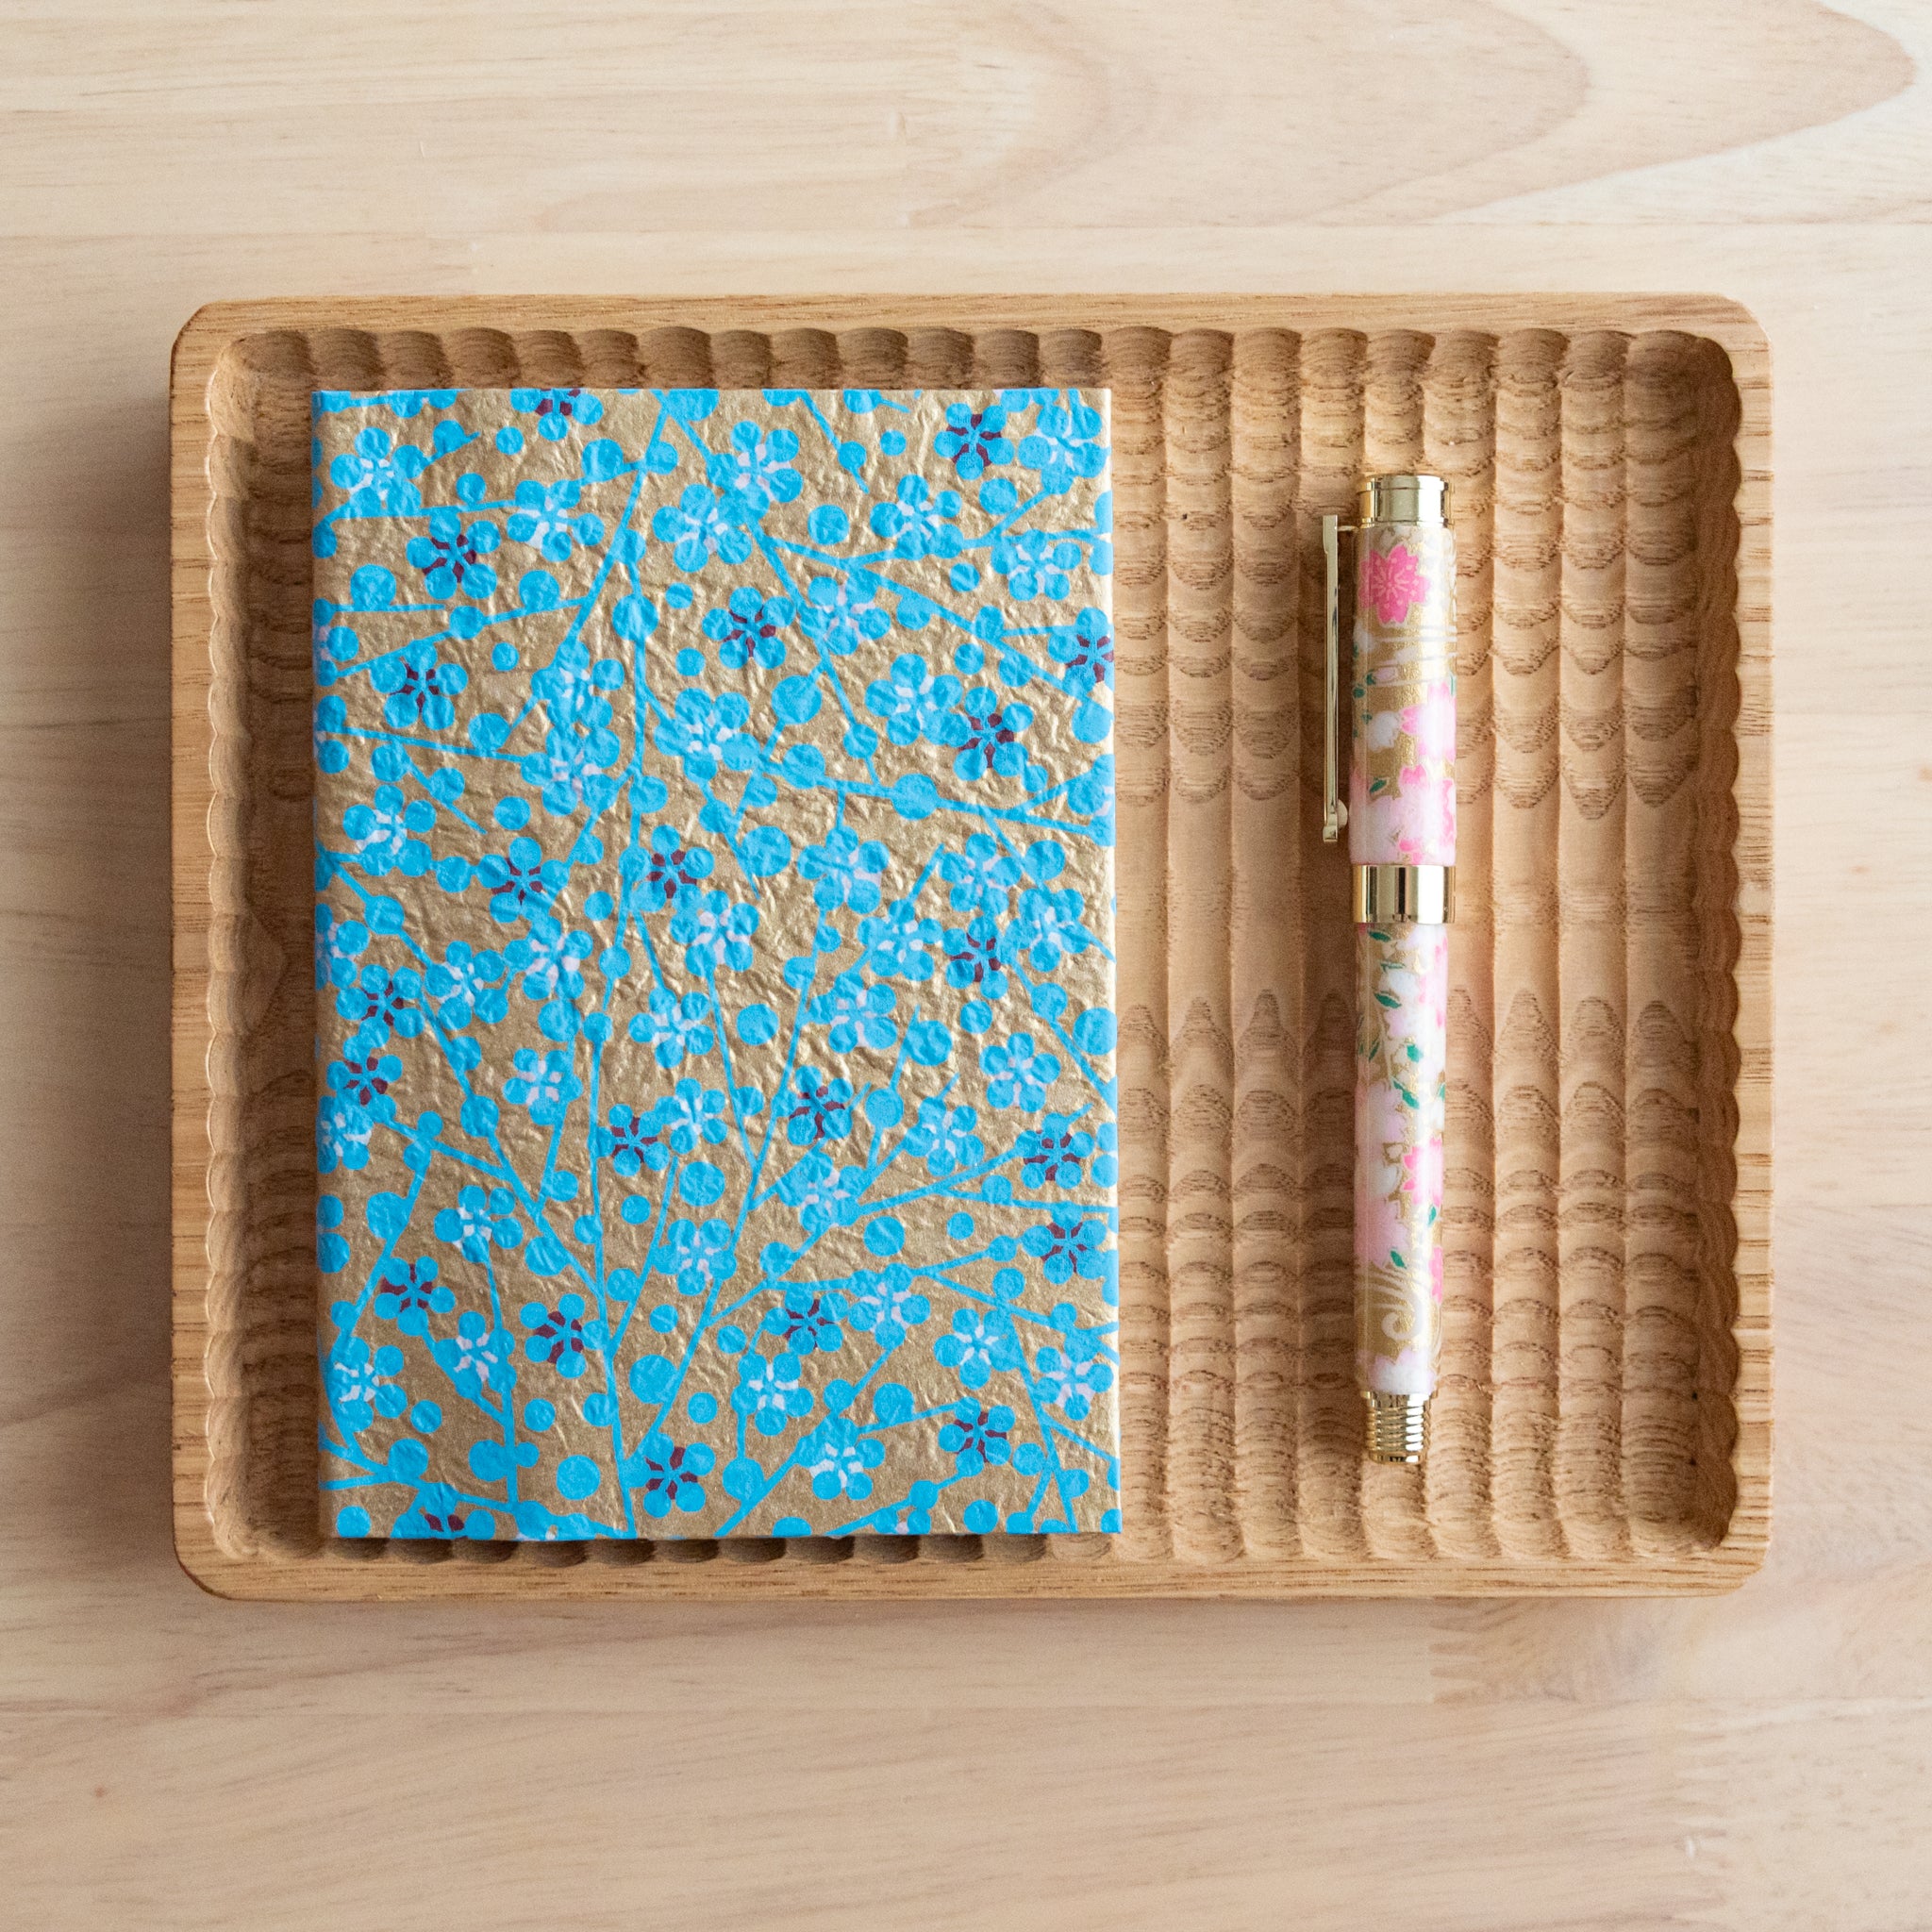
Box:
[4,1,1929,1924]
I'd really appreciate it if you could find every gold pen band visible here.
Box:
[1363,1391,1429,1464]
[1358,474,1449,527]
[1352,862,1455,925]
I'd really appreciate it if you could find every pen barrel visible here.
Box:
[1354,921,1449,1411]
[1347,493,1455,1458]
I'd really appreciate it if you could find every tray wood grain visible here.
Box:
[171,295,1771,1599]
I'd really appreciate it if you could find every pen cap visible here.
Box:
[1346,475,1457,870]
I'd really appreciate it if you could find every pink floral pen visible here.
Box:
[1323,475,1455,1465]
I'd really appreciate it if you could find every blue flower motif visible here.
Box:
[316,1192,351,1274]
[313,691,350,773]
[1008,884,1091,973]
[592,1101,671,1176]
[934,1308,1022,1390]
[341,782,434,877]
[507,476,605,560]
[803,1415,886,1500]
[856,897,940,981]
[315,904,371,991]
[806,969,896,1052]
[1016,1114,1094,1190]
[708,421,803,514]
[1066,750,1116,828]
[824,1164,873,1226]
[774,1152,843,1237]
[520,1292,607,1377]
[1020,1213,1111,1286]
[504,1046,582,1126]
[701,586,793,671]
[373,1255,456,1335]
[406,508,500,599]
[942,914,1009,1001]
[799,571,890,658]
[783,1070,854,1147]
[1091,1120,1119,1190]
[798,827,890,914]
[630,824,713,911]
[1048,606,1114,694]
[936,833,1023,915]
[846,1264,931,1347]
[991,525,1081,602]
[371,640,468,730]
[863,652,962,747]
[651,483,755,574]
[509,386,604,441]
[938,1399,1015,1476]
[627,988,716,1068]
[934,687,1032,782]
[903,1098,984,1178]
[314,601,360,676]
[868,1492,938,1536]
[658,1078,731,1154]
[380,389,459,419]
[1035,1342,1114,1421]
[1016,395,1108,495]
[393,1485,493,1541]
[326,1044,402,1118]
[336,963,425,1044]
[658,1216,738,1297]
[669,888,758,976]
[325,1335,408,1433]
[979,1032,1060,1110]
[318,1091,376,1174]
[385,389,460,419]
[759,1285,846,1355]
[480,835,567,924]
[732,1348,813,1437]
[435,1184,525,1260]
[425,941,508,1029]
[521,721,622,816]
[505,912,593,1002]
[430,1308,517,1398]
[626,1434,716,1518]
[530,636,620,732]
[935,402,1012,482]
[869,474,964,560]
[653,688,755,782]
[328,425,426,516]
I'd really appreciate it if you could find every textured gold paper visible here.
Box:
[311,386,1118,1539]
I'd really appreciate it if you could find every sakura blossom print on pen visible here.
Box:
[309,386,1120,1541]
[1323,475,1455,1466]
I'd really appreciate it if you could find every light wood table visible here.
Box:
[4,3,1929,1924]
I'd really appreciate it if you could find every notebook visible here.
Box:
[310,382,1119,1540]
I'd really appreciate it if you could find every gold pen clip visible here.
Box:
[1322,513,1351,844]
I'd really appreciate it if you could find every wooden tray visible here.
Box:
[171,296,1772,1599]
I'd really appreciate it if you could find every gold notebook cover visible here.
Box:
[309,383,1120,1540]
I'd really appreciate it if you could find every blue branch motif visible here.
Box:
[311,385,1121,1541]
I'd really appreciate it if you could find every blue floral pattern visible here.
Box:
[312,386,1118,1540]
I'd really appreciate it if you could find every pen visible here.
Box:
[1324,475,1456,1465]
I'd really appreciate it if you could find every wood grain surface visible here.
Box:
[6,1,1932,1924]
